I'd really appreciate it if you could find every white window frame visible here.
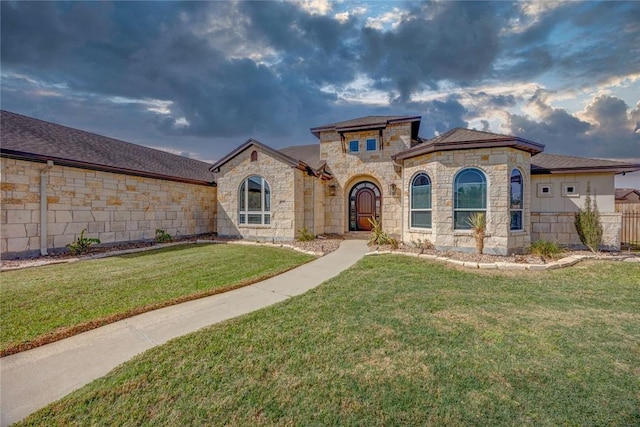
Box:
[562,183,579,197]
[410,172,432,229]
[537,183,553,197]
[366,138,377,151]
[238,175,271,226]
[510,168,523,231]
[453,168,488,230]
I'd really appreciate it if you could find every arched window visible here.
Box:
[510,169,523,230]
[239,175,270,225]
[454,168,487,230]
[410,173,432,228]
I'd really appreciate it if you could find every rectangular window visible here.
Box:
[349,140,359,152]
[537,184,553,197]
[562,183,579,197]
[366,138,377,151]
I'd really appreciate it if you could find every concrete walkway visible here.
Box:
[0,240,369,426]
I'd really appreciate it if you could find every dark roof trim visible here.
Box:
[393,137,544,160]
[209,138,314,175]
[531,164,640,175]
[1,149,216,186]
[310,116,421,138]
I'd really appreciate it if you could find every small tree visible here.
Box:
[574,182,603,253]
[466,212,486,255]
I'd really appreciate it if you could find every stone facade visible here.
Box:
[1,157,216,257]
[215,146,308,241]
[531,212,621,250]
[402,147,531,255]
[319,123,412,236]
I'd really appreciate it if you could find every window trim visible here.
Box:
[349,140,359,153]
[409,172,432,229]
[238,175,271,226]
[562,183,579,197]
[453,168,488,231]
[537,183,553,197]
[510,168,523,231]
[366,138,377,151]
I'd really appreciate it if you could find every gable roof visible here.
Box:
[310,115,421,138]
[0,110,215,185]
[278,144,323,169]
[209,138,301,172]
[393,127,545,160]
[615,188,640,200]
[531,153,640,174]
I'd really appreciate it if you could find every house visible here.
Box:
[212,115,640,255]
[615,188,640,205]
[2,111,639,258]
[1,110,216,258]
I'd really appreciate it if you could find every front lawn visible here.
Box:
[0,244,314,355]
[18,256,640,426]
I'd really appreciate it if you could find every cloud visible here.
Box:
[504,92,640,158]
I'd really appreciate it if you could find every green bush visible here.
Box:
[155,229,172,243]
[574,182,603,254]
[67,229,101,255]
[528,239,565,259]
[297,225,315,242]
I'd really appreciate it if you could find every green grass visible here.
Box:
[0,244,313,355]
[16,256,640,426]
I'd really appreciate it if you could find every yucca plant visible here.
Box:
[367,217,391,245]
[466,212,486,254]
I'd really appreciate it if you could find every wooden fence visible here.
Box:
[620,211,640,247]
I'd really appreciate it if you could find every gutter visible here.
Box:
[40,160,53,256]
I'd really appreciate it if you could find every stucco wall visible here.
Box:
[1,157,216,258]
[402,147,532,255]
[531,173,615,212]
[215,146,303,241]
[319,122,411,236]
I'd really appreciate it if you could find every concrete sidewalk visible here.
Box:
[0,239,368,426]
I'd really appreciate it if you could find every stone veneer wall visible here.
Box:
[319,122,412,236]
[530,212,621,250]
[1,157,216,258]
[215,146,304,241]
[402,147,532,255]
[303,176,325,236]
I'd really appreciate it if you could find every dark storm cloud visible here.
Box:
[360,2,510,100]
[401,96,469,137]
[504,92,639,158]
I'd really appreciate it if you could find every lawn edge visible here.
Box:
[1,256,316,358]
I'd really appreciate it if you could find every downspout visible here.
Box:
[40,160,53,256]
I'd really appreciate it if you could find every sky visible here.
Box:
[1,0,639,185]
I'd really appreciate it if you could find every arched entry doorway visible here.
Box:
[348,181,381,231]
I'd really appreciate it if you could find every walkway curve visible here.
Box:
[0,240,369,426]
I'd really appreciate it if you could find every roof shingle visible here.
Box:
[0,110,215,184]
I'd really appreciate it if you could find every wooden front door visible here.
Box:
[356,188,375,231]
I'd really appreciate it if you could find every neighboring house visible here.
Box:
[2,111,640,258]
[212,115,640,254]
[1,110,216,258]
[615,188,640,205]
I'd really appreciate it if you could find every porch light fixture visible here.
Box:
[389,183,398,195]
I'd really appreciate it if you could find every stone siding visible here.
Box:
[402,147,531,255]
[1,157,216,258]
[215,146,304,241]
[531,212,621,250]
[319,122,411,236]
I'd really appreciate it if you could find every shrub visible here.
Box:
[367,218,391,245]
[466,212,487,255]
[388,237,400,250]
[528,239,565,259]
[155,229,172,243]
[411,239,434,253]
[574,183,603,254]
[297,225,315,242]
[67,229,101,255]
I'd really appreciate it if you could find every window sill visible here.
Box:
[453,231,492,237]
[239,224,271,229]
[409,228,432,233]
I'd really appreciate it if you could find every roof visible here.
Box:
[531,153,640,174]
[278,144,323,169]
[209,138,301,171]
[310,115,421,138]
[0,110,215,185]
[393,127,545,160]
[615,188,640,200]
